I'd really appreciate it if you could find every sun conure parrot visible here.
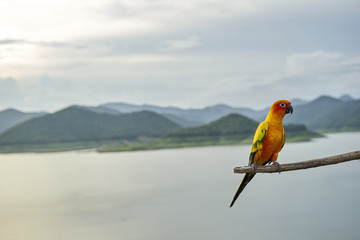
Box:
[229,100,293,207]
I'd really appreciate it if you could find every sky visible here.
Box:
[0,0,359,112]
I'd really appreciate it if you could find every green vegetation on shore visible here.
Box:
[98,117,323,153]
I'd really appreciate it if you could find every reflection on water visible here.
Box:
[0,133,359,240]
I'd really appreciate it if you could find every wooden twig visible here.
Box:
[234,150,360,174]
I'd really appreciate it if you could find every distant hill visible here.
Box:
[0,94,358,153]
[161,113,202,127]
[167,113,258,138]
[76,105,120,115]
[0,109,47,134]
[99,113,322,152]
[338,94,354,102]
[0,106,181,145]
[168,113,320,140]
[73,95,360,132]
[99,95,360,132]
[99,102,265,126]
[284,96,360,131]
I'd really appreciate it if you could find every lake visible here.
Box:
[0,132,359,240]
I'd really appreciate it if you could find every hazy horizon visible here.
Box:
[0,93,357,113]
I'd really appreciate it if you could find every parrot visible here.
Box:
[229,99,293,208]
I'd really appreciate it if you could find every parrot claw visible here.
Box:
[272,161,281,173]
[250,163,258,174]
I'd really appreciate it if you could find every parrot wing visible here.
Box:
[248,121,268,166]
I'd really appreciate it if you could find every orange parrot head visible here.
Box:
[268,100,293,119]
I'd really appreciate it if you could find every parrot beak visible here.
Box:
[286,104,293,114]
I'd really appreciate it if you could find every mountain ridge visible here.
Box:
[0,108,47,134]
[0,106,181,146]
[0,94,359,138]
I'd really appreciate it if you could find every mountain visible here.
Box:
[284,96,360,131]
[0,108,47,134]
[168,113,320,139]
[99,102,265,126]
[77,105,120,115]
[167,113,258,138]
[96,95,360,131]
[99,113,322,152]
[1,94,358,148]
[338,94,354,102]
[0,106,181,145]
[161,113,202,127]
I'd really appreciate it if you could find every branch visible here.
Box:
[234,150,360,174]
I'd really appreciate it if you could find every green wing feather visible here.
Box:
[248,121,268,166]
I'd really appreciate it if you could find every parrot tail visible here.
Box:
[229,173,256,208]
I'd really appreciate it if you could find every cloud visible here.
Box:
[38,74,75,91]
[0,38,85,49]
[102,0,261,20]
[0,39,25,45]
[158,36,201,51]
[0,77,24,109]
[285,50,360,75]
[0,0,359,111]
[287,51,344,73]
[278,51,360,99]
[0,77,19,90]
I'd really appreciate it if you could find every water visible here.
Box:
[0,133,359,240]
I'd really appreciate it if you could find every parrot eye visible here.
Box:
[279,103,286,108]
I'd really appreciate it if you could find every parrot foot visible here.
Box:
[250,163,258,174]
[272,161,281,173]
